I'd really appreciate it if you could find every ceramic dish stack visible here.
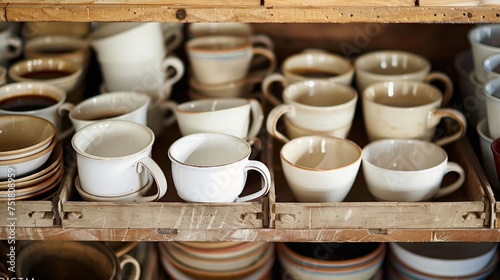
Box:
[0,115,62,201]
[277,242,385,280]
[158,241,275,279]
[387,242,498,280]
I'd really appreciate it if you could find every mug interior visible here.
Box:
[470,25,500,48]
[176,98,247,113]
[25,35,89,56]
[169,133,250,166]
[287,81,356,107]
[363,81,441,108]
[363,139,447,171]
[356,51,429,75]
[0,83,65,112]
[71,92,149,121]
[281,136,361,171]
[9,58,80,81]
[72,120,153,158]
[284,52,352,78]
[484,78,500,99]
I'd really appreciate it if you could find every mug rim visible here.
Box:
[72,120,155,160]
[175,97,249,114]
[468,24,500,51]
[24,34,90,59]
[188,22,253,37]
[186,35,251,54]
[284,80,358,110]
[8,57,83,84]
[282,51,354,80]
[355,49,431,76]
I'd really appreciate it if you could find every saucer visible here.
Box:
[75,175,155,202]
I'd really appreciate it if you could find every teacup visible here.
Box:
[8,57,85,94]
[468,24,500,83]
[265,78,358,143]
[280,136,362,202]
[186,35,276,85]
[59,91,150,131]
[172,98,263,145]
[262,49,354,106]
[0,22,22,65]
[477,119,500,190]
[168,133,271,202]
[362,81,466,146]
[484,78,500,139]
[362,139,465,202]
[24,35,91,69]
[355,50,453,104]
[72,120,167,199]
[0,82,73,140]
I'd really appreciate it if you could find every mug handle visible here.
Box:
[266,104,294,143]
[235,160,271,202]
[136,157,168,201]
[424,71,453,106]
[5,37,22,60]
[250,34,275,50]
[251,47,276,77]
[57,102,76,140]
[434,162,465,198]
[246,98,264,146]
[429,108,467,146]
[262,73,289,106]
[158,100,178,128]
[160,56,185,99]
[120,254,141,280]
[164,28,184,53]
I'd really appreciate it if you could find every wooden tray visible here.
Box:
[56,123,269,234]
[267,116,493,230]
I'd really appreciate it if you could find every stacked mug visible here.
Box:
[0,22,22,67]
[186,23,277,100]
[89,22,185,136]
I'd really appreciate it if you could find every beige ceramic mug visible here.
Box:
[355,50,453,105]
[362,81,466,146]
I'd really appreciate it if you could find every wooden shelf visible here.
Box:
[2,4,500,23]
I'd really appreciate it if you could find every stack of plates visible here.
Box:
[158,241,275,280]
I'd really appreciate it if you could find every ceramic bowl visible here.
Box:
[75,175,154,202]
[0,164,62,198]
[170,241,266,260]
[389,242,498,277]
[0,138,56,179]
[0,115,55,161]
[0,142,62,189]
[0,169,62,201]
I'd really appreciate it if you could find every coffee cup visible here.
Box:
[362,81,466,146]
[355,50,453,104]
[24,35,91,69]
[0,82,73,140]
[186,35,276,85]
[484,78,500,140]
[362,139,465,202]
[17,241,140,280]
[265,78,358,143]
[477,119,500,190]
[168,133,271,202]
[171,98,263,145]
[59,92,150,131]
[280,136,362,202]
[0,22,22,65]
[72,120,167,199]
[468,24,500,83]
[8,57,85,94]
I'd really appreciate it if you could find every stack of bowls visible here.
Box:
[387,242,498,279]
[0,115,62,201]
[277,242,385,280]
[158,241,275,279]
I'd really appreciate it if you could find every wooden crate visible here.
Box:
[268,116,493,230]
[56,124,269,235]
[264,0,415,6]
[5,0,260,6]
[419,0,500,6]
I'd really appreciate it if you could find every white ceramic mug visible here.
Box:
[186,35,276,85]
[484,78,500,140]
[24,35,91,69]
[265,77,358,143]
[0,22,22,65]
[280,136,362,202]
[0,82,73,140]
[468,24,500,83]
[355,50,453,104]
[172,98,263,145]
[477,119,500,190]
[99,54,184,101]
[72,120,167,199]
[168,133,271,202]
[59,91,150,131]
[362,139,465,202]
[362,81,466,146]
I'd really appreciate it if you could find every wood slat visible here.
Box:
[265,0,415,6]
[0,4,6,21]
[6,0,260,6]
[0,201,55,228]
[419,0,500,6]
[5,5,500,23]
